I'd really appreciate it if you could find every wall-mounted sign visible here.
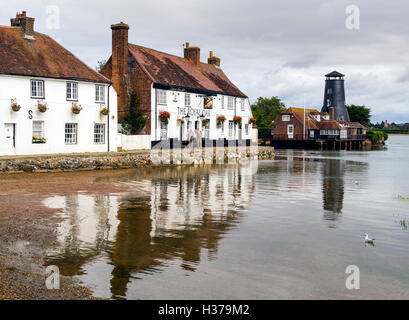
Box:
[204,97,213,109]
[177,107,210,118]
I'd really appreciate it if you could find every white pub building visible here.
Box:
[0,12,118,156]
[101,23,255,148]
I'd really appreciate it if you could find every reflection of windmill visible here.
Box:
[322,159,345,218]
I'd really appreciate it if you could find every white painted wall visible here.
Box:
[150,86,253,143]
[0,75,118,156]
[118,133,151,150]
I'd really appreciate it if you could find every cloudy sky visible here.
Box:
[3,0,409,122]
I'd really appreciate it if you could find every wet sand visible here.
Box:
[0,170,132,299]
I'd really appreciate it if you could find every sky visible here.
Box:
[2,0,409,123]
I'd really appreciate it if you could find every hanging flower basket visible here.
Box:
[11,102,21,112]
[249,117,256,125]
[37,102,48,113]
[202,119,210,127]
[216,115,226,127]
[177,118,185,126]
[159,111,170,124]
[233,116,242,125]
[72,103,83,114]
[100,107,109,116]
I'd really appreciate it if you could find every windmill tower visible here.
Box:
[321,71,350,121]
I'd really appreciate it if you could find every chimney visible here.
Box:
[329,107,335,121]
[184,42,200,67]
[208,50,221,67]
[111,22,130,120]
[11,11,35,36]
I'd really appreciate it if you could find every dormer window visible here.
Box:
[31,80,44,99]
[282,115,290,121]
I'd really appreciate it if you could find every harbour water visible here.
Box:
[44,136,409,299]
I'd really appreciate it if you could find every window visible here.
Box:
[157,89,167,105]
[31,80,44,98]
[240,99,245,111]
[245,124,249,136]
[227,96,234,110]
[185,93,191,107]
[95,85,105,103]
[33,121,44,139]
[309,130,315,138]
[282,115,290,121]
[67,82,78,101]
[65,123,78,144]
[221,96,225,109]
[94,124,105,144]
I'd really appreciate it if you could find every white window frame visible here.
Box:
[67,82,78,101]
[282,115,290,121]
[221,96,225,109]
[185,93,191,107]
[227,96,234,110]
[157,89,167,105]
[65,123,78,145]
[94,123,105,144]
[95,85,105,103]
[32,121,44,140]
[240,99,245,111]
[31,80,45,99]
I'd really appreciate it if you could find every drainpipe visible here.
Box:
[107,83,111,152]
[155,87,158,141]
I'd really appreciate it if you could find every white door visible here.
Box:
[4,123,16,155]
[160,122,167,140]
[287,125,294,139]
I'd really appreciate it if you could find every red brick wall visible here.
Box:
[273,113,304,140]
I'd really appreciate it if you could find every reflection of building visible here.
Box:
[45,163,257,299]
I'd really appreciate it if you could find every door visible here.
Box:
[160,121,167,140]
[287,125,294,139]
[204,123,210,139]
[4,123,16,155]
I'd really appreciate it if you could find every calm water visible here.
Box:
[44,136,409,299]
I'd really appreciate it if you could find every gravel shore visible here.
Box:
[0,170,132,300]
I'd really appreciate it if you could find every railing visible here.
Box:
[272,134,366,141]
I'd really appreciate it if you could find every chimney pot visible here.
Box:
[329,107,335,121]
[11,11,35,36]
[184,43,200,67]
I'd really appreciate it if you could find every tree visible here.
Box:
[120,92,146,134]
[95,59,107,72]
[346,104,371,125]
[251,96,286,128]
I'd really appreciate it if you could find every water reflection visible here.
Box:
[45,163,258,299]
[322,159,345,219]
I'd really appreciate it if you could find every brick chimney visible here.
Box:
[11,11,35,36]
[329,107,335,121]
[111,22,129,119]
[184,42,200,67]
[208,51,221,67]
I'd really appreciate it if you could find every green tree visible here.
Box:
[251,96,286,128]
[121,92,146,134]
[95,59,107,72]
[346,104,371,125]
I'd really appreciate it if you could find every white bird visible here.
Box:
[364,233,375,245]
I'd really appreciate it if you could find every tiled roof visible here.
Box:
[127,44,246,97]
[0,26,110,83]
[319,120,342,130]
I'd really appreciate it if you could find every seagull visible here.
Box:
[364,233,375,245]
